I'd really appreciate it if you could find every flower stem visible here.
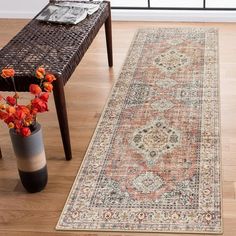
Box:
[11,77,18,105]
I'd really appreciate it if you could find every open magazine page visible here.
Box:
[36,2,101,24]
[56,2,100,15]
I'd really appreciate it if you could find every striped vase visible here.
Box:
[9,123,48,193]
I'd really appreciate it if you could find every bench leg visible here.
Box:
[0,147,2,159]
[105,3,113,67]
[53,79,72,161]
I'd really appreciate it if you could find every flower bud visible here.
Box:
[39,92,49,102]
[0,104,6,110]
[6,96,16,106]
[13,93,19,99]
[8,122,14,129]
[43,82,53,92]
[45,74,56,83]
[6,106,16,114]
[1,68,15,78]
[20,127,31,137]
[29,84,42,95]
[35,67,45,79]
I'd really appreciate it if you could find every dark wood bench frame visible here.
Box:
[0,1,113,160]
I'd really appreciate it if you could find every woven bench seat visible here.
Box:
[0,1,113,160]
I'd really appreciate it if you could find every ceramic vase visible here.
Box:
[9,123,48,193]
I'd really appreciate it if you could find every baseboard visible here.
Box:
[111,9,236,22]
[0,9,236,22]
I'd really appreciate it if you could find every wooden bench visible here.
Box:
[0,1,113,160]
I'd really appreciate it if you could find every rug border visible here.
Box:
[56,27,223,234]
[218,26,224,235]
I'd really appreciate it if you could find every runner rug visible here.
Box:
[56,28,222,233]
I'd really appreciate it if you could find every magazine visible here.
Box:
[36,2,101,25]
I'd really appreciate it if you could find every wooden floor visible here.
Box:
[0,20,236,236]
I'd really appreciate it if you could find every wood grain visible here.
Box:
[0,19,236,235]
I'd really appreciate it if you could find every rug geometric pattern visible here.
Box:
[56,28,222,233]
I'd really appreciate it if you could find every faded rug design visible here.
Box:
[56,28,222,233]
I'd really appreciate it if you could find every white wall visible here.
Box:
[112,9,236,22]
[0,0,48,18]
[0,0,236,22]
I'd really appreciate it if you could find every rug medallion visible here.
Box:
[56,28,222,233]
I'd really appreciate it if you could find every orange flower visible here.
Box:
[6,106,16,114]
[20,127,31,137]
[18,105,30,115]
[4,115,14,124]
[43,82,53,92]
[8,122,14,129]
[0,110,9,120]
[31,108,38,115]
[14,109,26,120]
[29,84,42,95]
[1,68,15,78]
[14,120,22,130]
[45,74,56,83]
[6,96,16,106]
[13,93,19,99]
[0,104,6,110]
[39,92,49,102]
[0,67,55,136]
[17,105,30,116]
[24,114,34,126]
[31,98,48,112]
[35,67,45,79]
